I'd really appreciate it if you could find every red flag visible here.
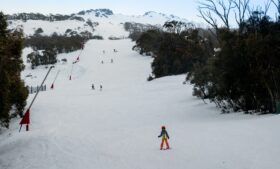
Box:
[20,109,30,125]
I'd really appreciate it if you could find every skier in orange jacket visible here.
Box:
[158,126,170,150]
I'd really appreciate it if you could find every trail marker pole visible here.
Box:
[51,70,60,89]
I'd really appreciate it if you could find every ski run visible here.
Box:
[1,12,280,169]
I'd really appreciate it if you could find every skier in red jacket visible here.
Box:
[158,126,170,150]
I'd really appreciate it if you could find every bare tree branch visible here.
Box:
[271,0,280,11]
[198,7,218,30]
[264,0,272,16]
[198,0,235,29]
[271,0,280,19]
[231,0,250,26]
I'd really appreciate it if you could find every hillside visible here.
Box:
[0,9,280,169]
[7,9,188,39]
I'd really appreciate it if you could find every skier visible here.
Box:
[158,126,170,150]
[101,60,104,64]
[92,84,95,90]
[111,58,113,63]
[100,85,103,91]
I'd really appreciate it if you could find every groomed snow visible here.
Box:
[0,38,279,169]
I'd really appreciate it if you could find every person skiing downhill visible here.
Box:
[158,126,170,150]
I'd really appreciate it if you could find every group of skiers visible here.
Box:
[92,84,102,91]
[101,59,113,64]
[100,49,116,64]
[103,49,117,54]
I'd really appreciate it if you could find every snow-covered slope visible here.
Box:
[7,9,189,38]
[1,38,280,169]
[0,9,280,169]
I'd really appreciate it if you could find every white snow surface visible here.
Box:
[1,16,280,169]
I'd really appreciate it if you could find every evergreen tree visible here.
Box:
[189,10,280,113]
[0,12,27,128]
[133,25,213,78]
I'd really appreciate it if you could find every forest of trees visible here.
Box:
[189,0,280,113]
[6,13,85,22]
[132,0,280,114]
[132,20,215,79]
[124,22,160,41]
[24,32,92,68]
[0,12,28,128]
[24,31,91,53]
[27,49,57,69]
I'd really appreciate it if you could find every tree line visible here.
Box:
[124,22,160,41]
[24,32,92,68]
[24,31,91,53]
[190,0,280,113]
[131,20,215,79]
[6,13,85,22]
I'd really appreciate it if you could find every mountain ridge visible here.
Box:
[7,8,191,38]
[6,8,186,22]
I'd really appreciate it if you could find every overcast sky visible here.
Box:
[0,0,278,23]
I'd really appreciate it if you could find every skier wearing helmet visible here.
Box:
[158,126,170,150]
